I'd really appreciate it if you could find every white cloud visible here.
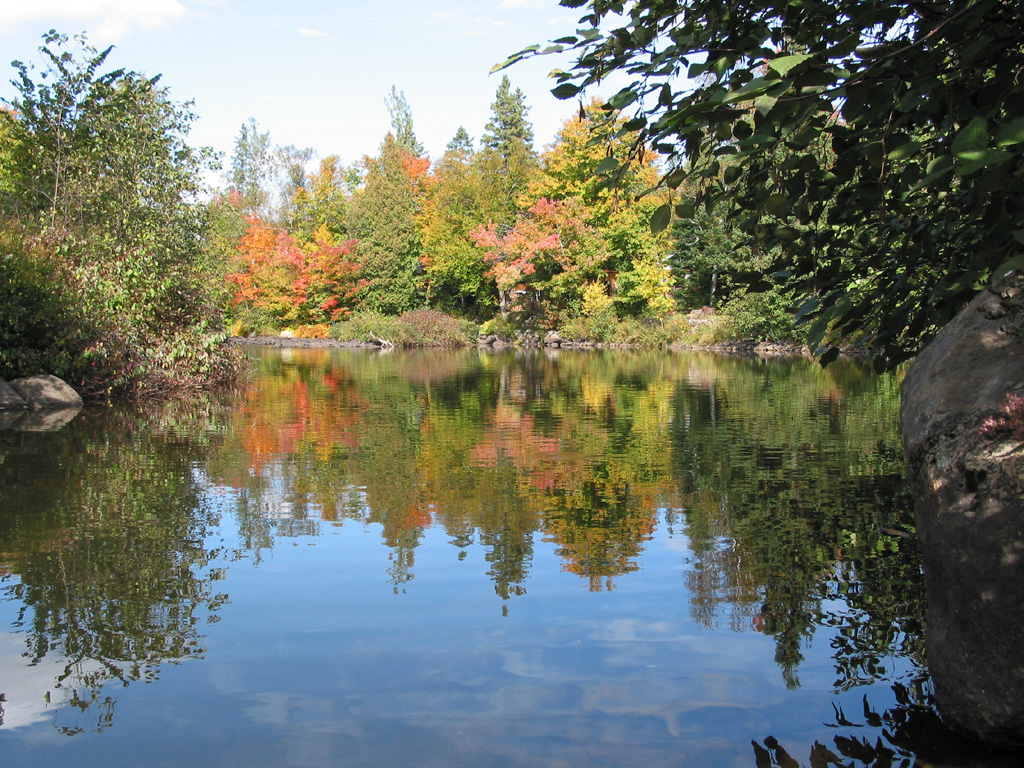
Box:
[0,0,188,40]
[441,16,512,39]
[498,0,559,9]
[548,13,580,27]
[298,27,328,38]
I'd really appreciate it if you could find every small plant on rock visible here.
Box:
[977,393,1024,441]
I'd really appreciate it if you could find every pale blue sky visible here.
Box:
[0,1,615,181]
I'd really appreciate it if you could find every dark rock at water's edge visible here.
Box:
[231,333,850,360]
[672,339,811,357]
[0,374,83,431]
[477,333,812,357]
[0,409,24,430]
[901,284,1024,748]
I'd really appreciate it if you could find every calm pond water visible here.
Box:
[0,346,1001,767]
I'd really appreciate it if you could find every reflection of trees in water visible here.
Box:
[0,403,230,733]
[210,347,925,690]
[543,480,655,592]
[662,355,925,690]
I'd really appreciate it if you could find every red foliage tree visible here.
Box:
[471,197,608,319]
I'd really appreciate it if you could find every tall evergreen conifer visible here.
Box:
[476,76,538,227]
[385,86,424,157]
[446,126,474,155]
[348,133,424,314]
[481,76,534,156]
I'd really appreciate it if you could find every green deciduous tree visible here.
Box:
[288,154,356,242]
[530,100,659,226]
[419,131,494,316]
[504,0,1024,363]
[228,117,273,219]
[531,103,674,319]
[274,143,315,219]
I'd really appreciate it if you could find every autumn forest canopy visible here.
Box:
[1,0,1023,396]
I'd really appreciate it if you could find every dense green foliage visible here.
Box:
[418,132,494,316]
[477,75,540,229]
[213,64,789,343]
[0,31,239,396]
[502,0,1024,362]
[0,242,81,377]
[220,75,697,340]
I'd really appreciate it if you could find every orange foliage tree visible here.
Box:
[227,216,362,328]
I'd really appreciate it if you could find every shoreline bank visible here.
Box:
[227,335,813,358]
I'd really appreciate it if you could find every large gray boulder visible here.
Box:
[901,284,1024,747]
[8,374,83,410]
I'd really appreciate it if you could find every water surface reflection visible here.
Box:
[0,347,962,766]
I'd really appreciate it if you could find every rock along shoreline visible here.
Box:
[0,374,84,431]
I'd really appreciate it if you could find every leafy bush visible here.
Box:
[479,315,516,339]
[329,311,416,344]
[558,315,592,341]
[293,324,330,339]
[556,315,621,343]
[723,289,801,342]
[330,310,476,347]
[612,316,673,346]
[685,313,736,345]
[397,309,475,346]
[228,305,281,338]
[559,283,619,341]
[459,317,481,342]
[0,33,240,398]
[557,313,715,347]
[0,242,86,380]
